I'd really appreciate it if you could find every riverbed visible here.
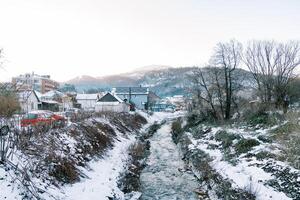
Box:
[140,122,199,200]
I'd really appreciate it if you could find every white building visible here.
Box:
[95,92,129,113]
[18,90,40,113]
[76,93,104,111]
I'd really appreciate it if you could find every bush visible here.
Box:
[254,151,276,160]
[0,92,20,117]
[235,138,260,154]
[243,105,281,127]
[186,109,216,128]
[171,119,182,143]
[271,122,300,140]
[280,135,300,169]
[48,157,79,184]
[215,130,240,149]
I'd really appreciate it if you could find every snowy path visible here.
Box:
[140,123,199,200]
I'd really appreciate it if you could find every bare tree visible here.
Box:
[210,39,243,119]
[244,40,300,110]
[244,40,278,103]
[190,67,218,119]
[274,41,300,108]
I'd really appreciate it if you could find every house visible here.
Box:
[18,90,40,113]
[76,93,104,111]
[39,90,69,111]
[113,86,149,110]
[95,92,129,113]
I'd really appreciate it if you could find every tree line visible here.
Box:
[190,40,300,121]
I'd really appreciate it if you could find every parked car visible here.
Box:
[21,110,66,127]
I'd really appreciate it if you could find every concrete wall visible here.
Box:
[95,102,129,113]
[77,99,97,110]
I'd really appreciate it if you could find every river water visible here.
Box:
[140,122,199,200]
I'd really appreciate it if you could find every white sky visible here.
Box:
[0,0,299,82]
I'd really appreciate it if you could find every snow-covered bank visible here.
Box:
[181,123,299,200]
[0,112,151,200]
[62,133,135,200]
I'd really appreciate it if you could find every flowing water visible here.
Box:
[140,122,199,200]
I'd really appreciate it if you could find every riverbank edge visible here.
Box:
[170,117,256,200]
[117,120,166,199]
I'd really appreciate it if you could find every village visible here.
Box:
[2,72,189,129]
[1,1,300,199]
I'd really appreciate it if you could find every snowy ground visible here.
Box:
[0,111,179,200]
[61,134,135,200]
[187,125,299,200]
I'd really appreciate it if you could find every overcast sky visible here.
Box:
[0,0,299,82]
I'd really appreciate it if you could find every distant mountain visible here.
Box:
[66,66,253,97]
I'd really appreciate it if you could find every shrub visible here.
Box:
[235,138,260,154]
[244,106,281,127]
[171,119,182,143]
[48,157,79,184]
[281,136,300,169]
[0,92,20,117]
[186,109,217,128]
[186,112,201,127]
[80,123,115,156]
[254,151,276,160]
[270,121,300,169]
[272,122,300,140]
[215,130,240,149]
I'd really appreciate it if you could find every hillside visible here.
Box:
[66,66,253,97]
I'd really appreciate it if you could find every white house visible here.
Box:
[18,90,40,113]
[76,93,104,111]
[95,92,129,113]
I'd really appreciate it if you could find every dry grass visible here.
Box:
[16,112,147,185]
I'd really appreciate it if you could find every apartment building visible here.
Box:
[12,72,59,94]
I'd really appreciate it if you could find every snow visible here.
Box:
[188,127,293,200]
[0,167,20,200]
[62,134,134,200]
[0,111,161,200]
[2,110,294,200]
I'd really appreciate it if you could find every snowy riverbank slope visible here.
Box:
[0,112,164,200]
[177,115,300,200]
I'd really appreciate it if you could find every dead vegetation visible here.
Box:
[179,131,256,200]
[8,111,147,199]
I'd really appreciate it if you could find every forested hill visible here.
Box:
[66,66,253,97]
